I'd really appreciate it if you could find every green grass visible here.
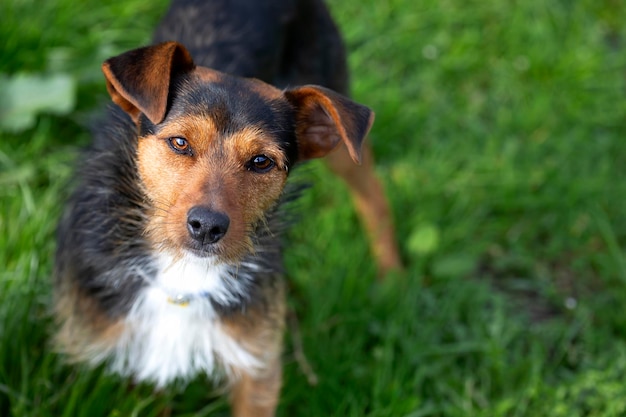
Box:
[1,0,626,415]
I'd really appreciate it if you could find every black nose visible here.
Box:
[186,206,230,245]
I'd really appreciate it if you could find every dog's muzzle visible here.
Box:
[187,206,230,245]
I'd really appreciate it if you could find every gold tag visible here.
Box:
[167,294,191,307]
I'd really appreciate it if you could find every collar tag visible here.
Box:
[167,294,191,307]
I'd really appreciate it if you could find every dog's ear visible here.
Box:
[284,86,374,164]
[101,42,195,124]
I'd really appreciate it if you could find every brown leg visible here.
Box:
[325,142,402,277]
[230,362,282,417]
[223,281,285,417]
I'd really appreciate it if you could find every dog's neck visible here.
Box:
[152,252,255,311]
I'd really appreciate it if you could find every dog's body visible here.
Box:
[54,1,398,415]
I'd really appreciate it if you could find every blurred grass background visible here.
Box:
[1,0,626,415]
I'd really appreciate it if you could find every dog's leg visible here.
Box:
[268,1,402,276]
[326,143,402,277]
[230,361,282,417]
[222,280,286,417]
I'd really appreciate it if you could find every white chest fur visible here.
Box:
[105,254,260,387]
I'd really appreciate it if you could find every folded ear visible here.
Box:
[101,41,195,124]
[284,86,374,164]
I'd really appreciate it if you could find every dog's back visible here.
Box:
[153,0,348,93]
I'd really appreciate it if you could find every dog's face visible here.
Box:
[135,70,293,262]
[102,42,373,263]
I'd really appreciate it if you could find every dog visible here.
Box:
[54,1,397,416]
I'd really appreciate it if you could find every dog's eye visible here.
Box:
[167,137,192,155]
[248,155,275,173]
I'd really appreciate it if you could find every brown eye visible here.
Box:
[248,155,275,173]
[167,137,192,155]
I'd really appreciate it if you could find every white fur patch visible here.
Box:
[103,253,260,387]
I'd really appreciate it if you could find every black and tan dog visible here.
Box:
[54,1,399,416]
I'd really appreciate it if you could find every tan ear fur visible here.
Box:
[101,42,195,124]
[284,86,374,164]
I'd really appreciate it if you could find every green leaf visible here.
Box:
[0,72,76,132]
[407,223,440,256]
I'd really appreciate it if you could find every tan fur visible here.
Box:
[326,145,402,276]
[229,365,282,417]
[285,85,373,164]
[54,286,126,362]
[222,281,285,417]
[102,42,195,124]
[137,120,288,262]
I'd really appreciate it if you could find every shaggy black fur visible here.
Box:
[152,0,349,93]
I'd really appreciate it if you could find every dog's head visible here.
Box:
[102,42,373,263]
